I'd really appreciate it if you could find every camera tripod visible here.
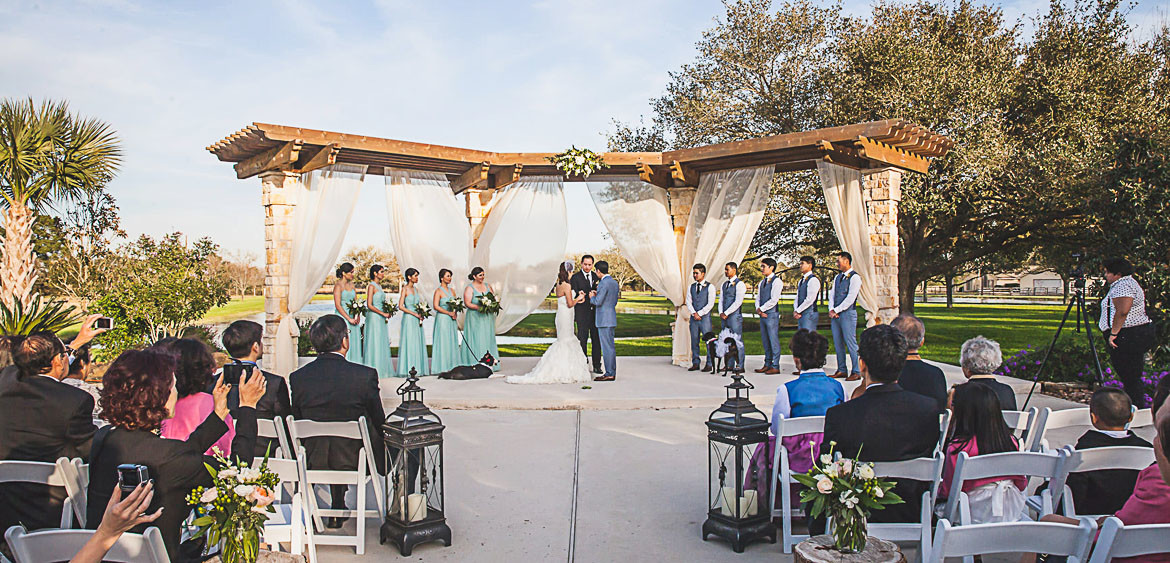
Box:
[1021,262,1106,410]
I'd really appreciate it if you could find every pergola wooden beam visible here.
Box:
[295,143,340,174]
[451,162,492,193]
[234,140,302,179]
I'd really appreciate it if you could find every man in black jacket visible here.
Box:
[570,255,603,374]
[218,320,292,458]
[290,315,387,528]
[891,313,948,413]
[817,324,940,530]
[0,319,105,532]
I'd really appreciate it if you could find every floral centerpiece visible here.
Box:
[381,297,398,318]
[792,442,903,553]
[413,301,432,321]
[547,146,608,178]
[446,296,466,314]
[186,451,280,563]
[345,297,367,320]
[477,292,502,315]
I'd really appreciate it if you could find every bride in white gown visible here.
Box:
[506,260,594,385]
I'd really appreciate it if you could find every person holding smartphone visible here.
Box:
[86,348,266,561]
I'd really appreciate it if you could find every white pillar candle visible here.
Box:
[407,493,427,522]
[742,489,758,517]
[721,487,737,517]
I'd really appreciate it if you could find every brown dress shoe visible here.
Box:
[764,368,781,375]
[845,373,862,381]
[792,370,800,376]
[688,365,700,372]
[831,371,848,379]
[754,367,769,373]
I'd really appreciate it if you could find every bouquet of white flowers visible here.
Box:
[381,297,398,318]
[792,441,903,553]
[477,292,502,315]
[413,301,432,321]
[446,296,466,314]
[547,146,608,178]
[345,297,367,319]
[186,451,280,563]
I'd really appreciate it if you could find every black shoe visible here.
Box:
[326,517,347,529]
[593,368,603,375]
[688,365,700,371]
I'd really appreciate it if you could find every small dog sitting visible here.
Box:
[705,329,743,376]
[436,353,497,380]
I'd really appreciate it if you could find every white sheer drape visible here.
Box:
[817,161,879,325]
[471,176,568,332]
[586,166,773,366]
[275,164,367,375]
[383,169,472,306]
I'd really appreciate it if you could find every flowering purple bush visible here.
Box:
[996,339,1167,404]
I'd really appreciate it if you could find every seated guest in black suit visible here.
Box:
[890,313,947,412]
[816,324,941,531]
[1065,388,1152,515]
[958,335,1017,411]
[219,320,291,458]
[0,318,106,533]
[86,349,265,562]
[290,314,387,528]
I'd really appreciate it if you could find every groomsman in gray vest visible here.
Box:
[754,258,783,375]
[719,262,747,373]
[792,255,821,374]
[686,263,715,372]
[829,251,863,381]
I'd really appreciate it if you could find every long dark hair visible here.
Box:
[336,262,355,278]
[947,382,1017,454]
[159,338,216,398]
[558,262,572,284]
[468,266,484,281]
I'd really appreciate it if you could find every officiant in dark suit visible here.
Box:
[571,255,603,375]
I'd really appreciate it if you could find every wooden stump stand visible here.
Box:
[207,551,306,563]
[794,535,904,563]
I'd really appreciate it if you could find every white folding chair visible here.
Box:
[926,519,1096,563]
[5,525,170,563]
[935,410,952,455]
[767,414,825,554]
[1129,408,1154,430]
[286,416,382,555]
[1089,516,1170,563]
[0,460,74,528]
[1030,407,1092,452]
[260,448,317,562]
[54,457,89,527]
[1053,446,1155,519]
[867,454,944,559]
[1002,408,1044,451]
[942,450,1065,524]
[257,416,293,459]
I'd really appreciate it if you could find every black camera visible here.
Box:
[221,363,253,386]
[117,464,149,494]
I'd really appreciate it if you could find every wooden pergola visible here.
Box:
[209,119,951,362]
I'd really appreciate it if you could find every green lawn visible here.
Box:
[501,303,1067,364]
[198,294,332,324]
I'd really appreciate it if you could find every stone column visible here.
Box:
[260,170,297,362]
[861,168,902,325]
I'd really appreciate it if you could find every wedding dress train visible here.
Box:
[506,297,593,384]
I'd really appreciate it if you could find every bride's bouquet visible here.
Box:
[446,296,466,314]
[477,292,502,315]
[345,297,367,319]
[413,301,432,321]
[186,451,280,563]
[381,297,398,318]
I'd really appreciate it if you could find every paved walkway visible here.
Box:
[309,356,1106,562]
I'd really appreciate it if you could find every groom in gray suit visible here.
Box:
[589,261,620,381]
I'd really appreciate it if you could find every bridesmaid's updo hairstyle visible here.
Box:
[438,268,452,282]
[404,267,419,280]
[336,262,355,278]
[369,264,384,279]
[468,266,484,281]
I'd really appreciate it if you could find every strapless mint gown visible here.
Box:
[431,288,461,374]
[396,292,429,377]
[460,287,499,371]
[340,288,363,363]
[363,290,394,378]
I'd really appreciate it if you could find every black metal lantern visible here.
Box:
[701,372,775,553]
[380,368,452,556]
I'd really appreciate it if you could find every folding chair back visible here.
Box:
[257,417,292,459]
[1059,446,1156,518]
[926,519,1095,563]
[1129,408,1154,430]
[935,410,952,455]
[5,525,170,563]
[864,454,944,549]
[0,460,72,528]
[768,414,825,554]
[1002,408,1043,451]
[54,457,88,527]
[260,450,317,562]
[1089,517,1170,563]
[943,450,1065,523]
[1030,407,1091,452]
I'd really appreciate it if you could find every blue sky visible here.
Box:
[2,0,1167,262]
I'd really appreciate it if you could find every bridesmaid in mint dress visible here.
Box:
[431,268,461,373]
[396,268,429,377]
[362,265,395,377]
[332,262,363,363]
[460,266,500,371]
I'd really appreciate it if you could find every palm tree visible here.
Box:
[0,99,121,308]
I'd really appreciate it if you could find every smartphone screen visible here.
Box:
[221,363,246,386]
[95,317,113,329]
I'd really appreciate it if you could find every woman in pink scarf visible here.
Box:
[158,338,235,455]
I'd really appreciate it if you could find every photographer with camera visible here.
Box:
[86,349,266,561]
[1100,257,1156,408]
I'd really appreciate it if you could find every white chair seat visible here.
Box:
[5,525,170,563]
